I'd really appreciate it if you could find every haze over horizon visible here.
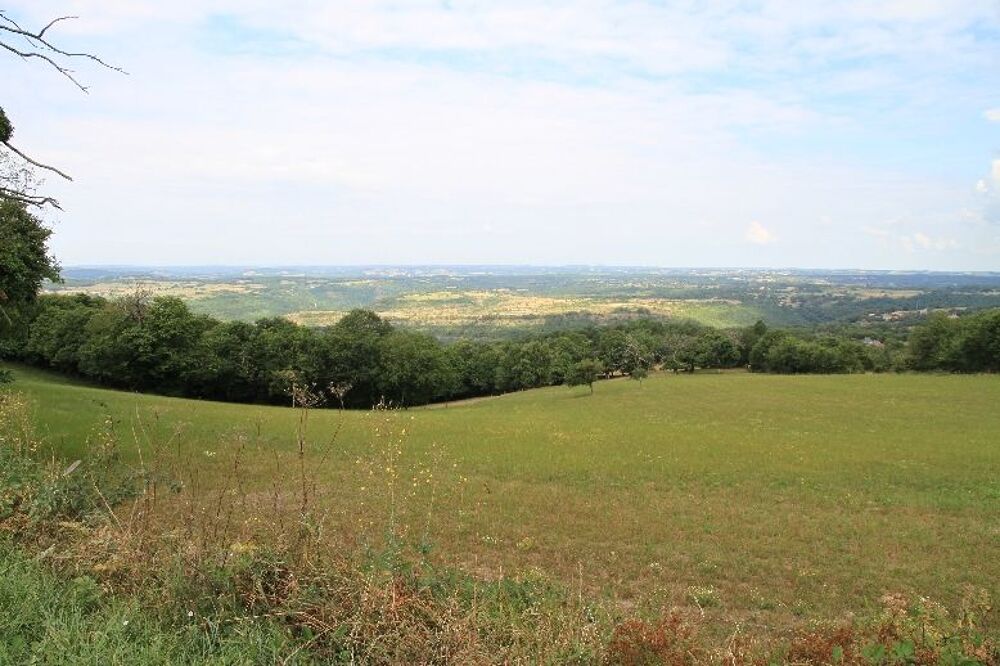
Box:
[61,263,1000,278]
[6,1,1000,270]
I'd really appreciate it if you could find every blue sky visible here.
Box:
[4,1,1000,269]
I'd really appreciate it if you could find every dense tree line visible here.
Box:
[745,324,896,374]
[3,294,998,407]
[904,310,1000,373]
[745,311,1000,374]
[2,294,747,407]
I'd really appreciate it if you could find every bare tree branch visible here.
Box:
[2,141,73,181]
[0,13,128,78]
[0,41,89,91]
[0,10,125,207]
[0,186,61,209]
[37,15,77,39]
[0,11,27,31]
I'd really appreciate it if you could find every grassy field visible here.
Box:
[0,540,299,664]
[3,363,998,642]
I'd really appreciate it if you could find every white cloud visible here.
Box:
[969,159,1000,225]
[986,108,1000,122]
[913,232,959,250]
[2,1,999,268]
[745,221,776,245]
[865,223,960,253]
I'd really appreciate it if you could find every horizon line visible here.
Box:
[58,264,1000,275]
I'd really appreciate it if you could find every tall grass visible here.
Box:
[1,386,997,664]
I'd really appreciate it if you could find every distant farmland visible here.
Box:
[45,267,1000,338]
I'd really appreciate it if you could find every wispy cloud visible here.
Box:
[909,232,959,251]
[865,225,960,253]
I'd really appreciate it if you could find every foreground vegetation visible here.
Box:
[1,365,997,662]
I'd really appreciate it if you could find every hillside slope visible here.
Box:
[4,363,998,635]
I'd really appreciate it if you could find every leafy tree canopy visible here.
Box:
[0,199,59,312]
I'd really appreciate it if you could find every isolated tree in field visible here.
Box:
[629,363,649,385]
[566,358,603,394]
[1,10,124,208]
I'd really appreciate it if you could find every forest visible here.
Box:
[3,289,997,408]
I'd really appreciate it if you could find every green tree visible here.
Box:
[956,310,1000,372]
[672,338,700,373]
[0,200,59,318]
[566,358,604,394]
[597,329,628,375]
[622,333,653,383]
[696,331,740,369]
[141,297,216,394]
[322,309,393,407]
[199,320,259,402]
[738,319,767,365]
[76,302,141,388]
[247,318,313,402]
[510,340,557,389]
[377,331,452,406]
[23,294,100,372]
[446,339,500,397]
[748,330,787,371]
[906,313,957,371]
[547,333,591,384]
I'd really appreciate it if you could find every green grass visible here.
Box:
[3,362,998,638]
[0,539,300,664]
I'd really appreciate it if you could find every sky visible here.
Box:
[3,1,1000,270]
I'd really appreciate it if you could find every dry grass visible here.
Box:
[3,367,999,662]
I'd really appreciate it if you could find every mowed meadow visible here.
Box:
[5,363,999,640]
